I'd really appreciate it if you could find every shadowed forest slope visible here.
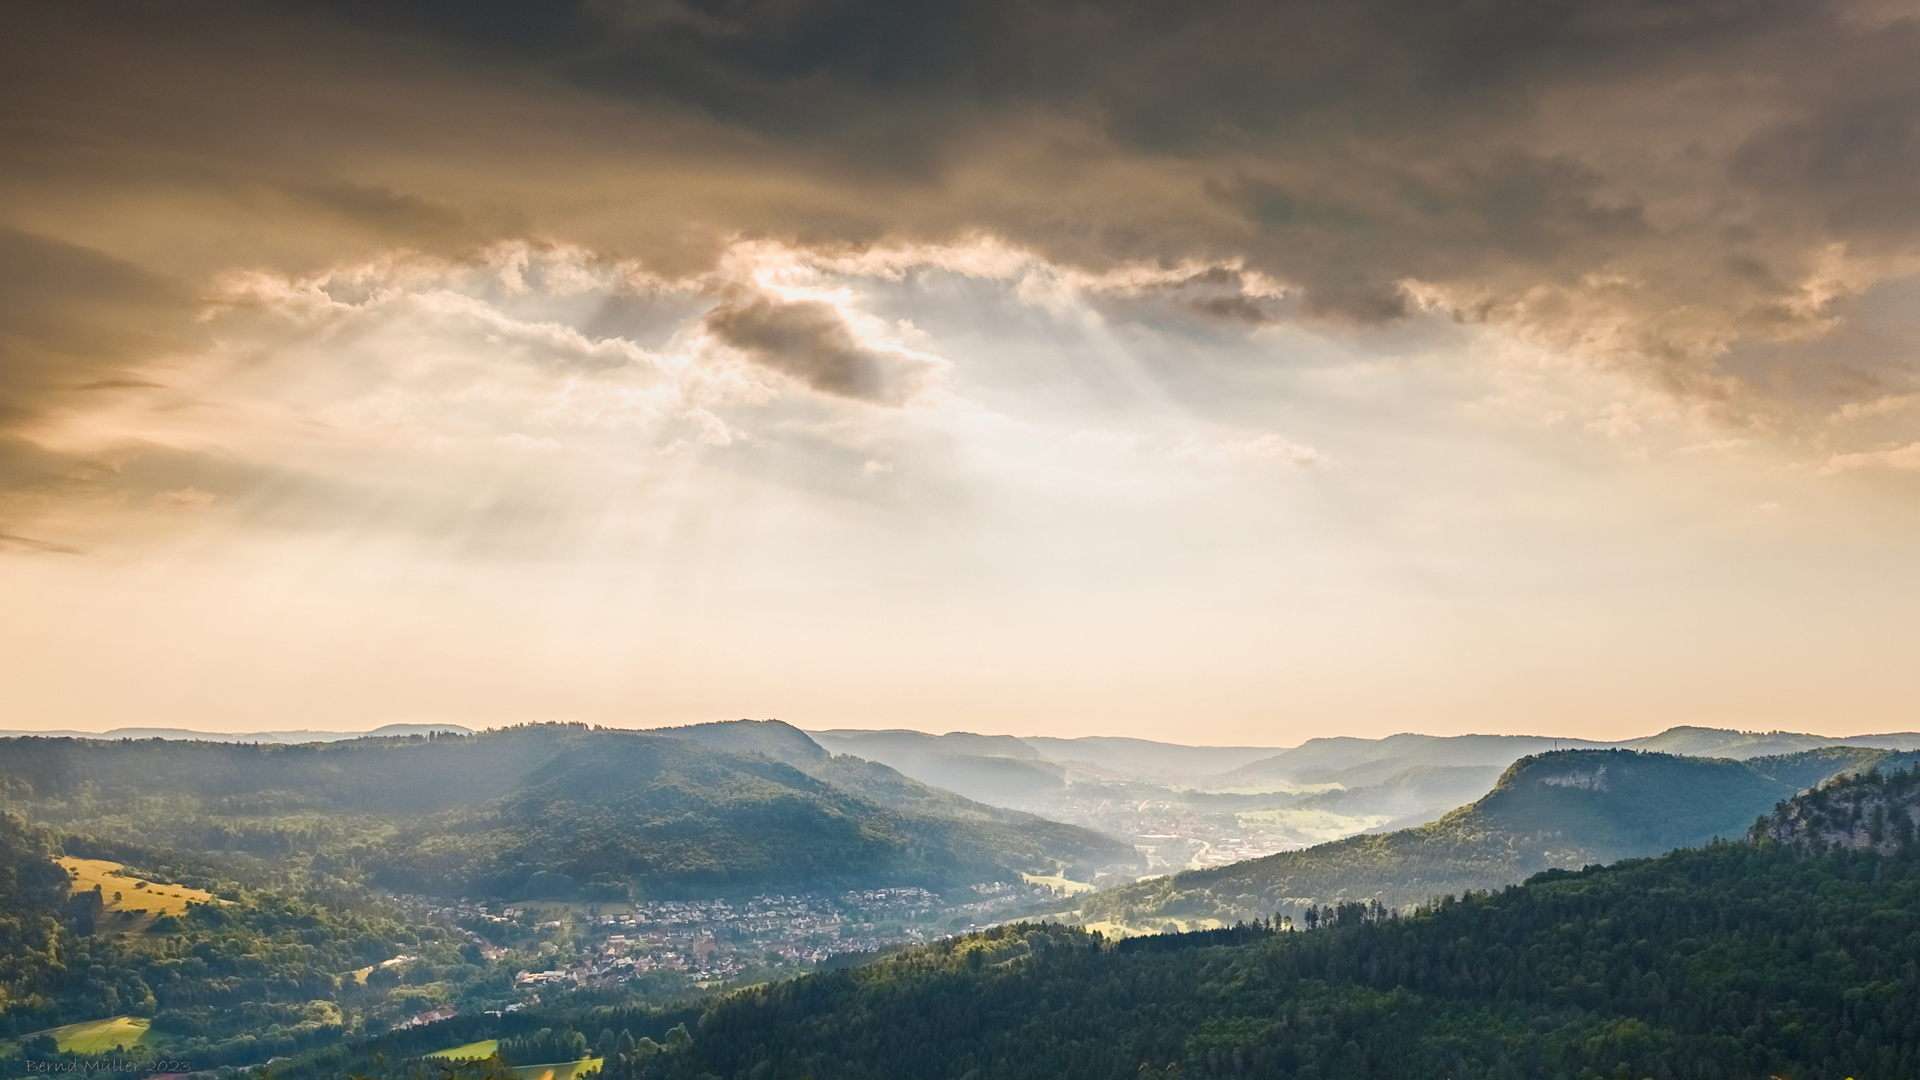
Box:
[1069,746,1918,926]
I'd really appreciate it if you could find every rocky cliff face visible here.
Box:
[1753,763,1920,856]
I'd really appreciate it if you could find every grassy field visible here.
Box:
[1075,915,1227,939]
[36,1016,150,1054]
[1021,872,1096,896]
[514,1057,602,1080]
[427,1040,499,1061]
[59,857,220,934]
[424,1042,603,1079]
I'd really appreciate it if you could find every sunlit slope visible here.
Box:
[0,725,1131,900]
[1069,746,1918,927]
[58,855,223,934]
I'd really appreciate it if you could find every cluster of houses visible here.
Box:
[388,881,1060,1002]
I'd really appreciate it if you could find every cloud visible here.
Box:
[3,0,1920,554]
[702,287,941,405]
[0,228,196,433]
[5,0,1919,411]
[1823,441,1920,472]
[1834,394,1918,421]
[494,434,564,454]
[0,531,83,555]
[269,0,1920,380]
[1067,429,1324,471]
[1220,435,1324,469]
[150,486,219,511]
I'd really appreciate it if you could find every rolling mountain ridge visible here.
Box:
[0,724,1131,900]
[1066,745,1920,928]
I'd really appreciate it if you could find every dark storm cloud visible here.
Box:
[0,228,196,452]
[4,0,1920,435]
[1084,267,1285,328]
[704,289,933,404]
[1732,83,1920,241]
[278,0,1919,338]
[0,230,189,408]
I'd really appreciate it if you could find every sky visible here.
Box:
[2,0,1919,743]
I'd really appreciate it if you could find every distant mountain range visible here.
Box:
[813,724,1920,792]
[0,723,475,743]
[1215,726,1920,788]
[1064,745,1920,930]
[0,722,1133,900]
[10,720,1916,900]
[804,725,1920,875]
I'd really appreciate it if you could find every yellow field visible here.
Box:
[427,1039,499,1060]
[1077,915,1225,939]
[424,1043,600,1077]
[37,1016,150,1054]
[1021,872,1096,896]
[60,858,220,934]
[515,1057,602,1080]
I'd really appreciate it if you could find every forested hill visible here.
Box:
[659,720,1101,833]
[0,813,72,1014]
[1757,760,1920,855]
[0,725,1131,899]
[598,763,1920,1080]
[1069,745,1917,928]
[0,810,484,1056]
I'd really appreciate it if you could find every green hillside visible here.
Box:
[0,725,1131,900]
[1070,746,1917,928]
[0,811,488,1064]
[658,720,1104,837]
[570,763,1920,1080]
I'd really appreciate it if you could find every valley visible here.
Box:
[1059,745,1920,934]
[810,725,1920,882]
[4,722,1919,1080]
[592,763,1920,1080]
[10,5,1914,1076]
[394,880,1053,990]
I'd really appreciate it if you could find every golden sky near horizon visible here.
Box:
[2,1,1918,742]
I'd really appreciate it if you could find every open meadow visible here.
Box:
[58,857,220,934]
[38,1016,149,1055]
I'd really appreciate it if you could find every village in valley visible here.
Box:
[388,881,1052,1004]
